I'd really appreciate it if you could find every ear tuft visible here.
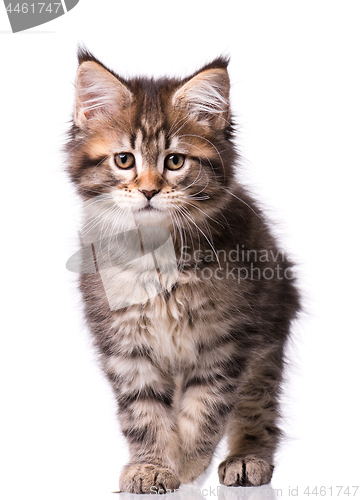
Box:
[74,60,132,129]
[172,65,230,127]
[77,45,97,65]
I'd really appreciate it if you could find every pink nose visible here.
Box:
[141,189,160,200]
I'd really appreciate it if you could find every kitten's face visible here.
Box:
[67,54,236,231]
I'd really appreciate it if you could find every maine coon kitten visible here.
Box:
[66,49,300,493]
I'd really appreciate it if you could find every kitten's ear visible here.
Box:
[172,65,230,127]
[74,61,132,128]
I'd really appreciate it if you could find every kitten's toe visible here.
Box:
[119,463,180,494]
[218,455,273,487]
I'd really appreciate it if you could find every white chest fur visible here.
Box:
[109,273,210,369]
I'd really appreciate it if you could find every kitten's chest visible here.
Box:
[111,274,214,368]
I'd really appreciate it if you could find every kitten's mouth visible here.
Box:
[139,204,159,212]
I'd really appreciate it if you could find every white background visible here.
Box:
[1,2,359,500]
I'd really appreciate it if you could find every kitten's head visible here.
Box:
[67,49,237,231]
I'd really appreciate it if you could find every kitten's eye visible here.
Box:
[114,153,135,169]
[165,154,185,170]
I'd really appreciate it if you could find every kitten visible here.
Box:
[66,48,300,493]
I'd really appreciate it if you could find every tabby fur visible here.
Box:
[66,48,300,493]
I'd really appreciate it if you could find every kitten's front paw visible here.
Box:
[119,463,180,494]
[218,455,274,487]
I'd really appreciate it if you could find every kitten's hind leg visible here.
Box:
[218,346,283,487]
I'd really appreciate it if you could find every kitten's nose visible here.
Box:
[141,189,160,200]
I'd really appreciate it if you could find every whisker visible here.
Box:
[223,188,264,221]
[170,115,193,137]
[187,195,210,201]
[172,212,185,261]
[175,205,221,268]
[175,205,204,256]
[167,111,188,136]
[171,203,198,263]
[178,160,205,192]
[82,201,117,239]
[177,159,211,199]
[180,200,225,228]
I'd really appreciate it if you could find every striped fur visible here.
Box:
[66,49,300,493]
